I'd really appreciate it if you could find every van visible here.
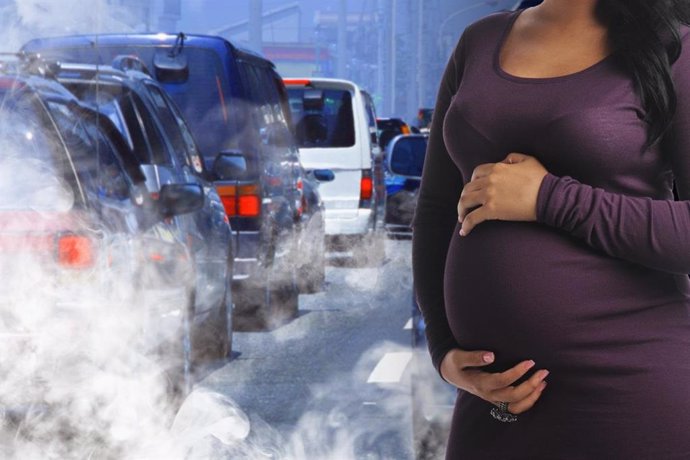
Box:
[283,78,386,264]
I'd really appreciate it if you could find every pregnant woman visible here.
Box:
[412,0,690,458]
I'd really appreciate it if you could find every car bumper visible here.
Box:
[231,230,295,287]
[323,208,373,236]
[384,223,412,237]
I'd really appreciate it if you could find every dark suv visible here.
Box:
[24,34,304,328]
[0,58,205,416]
[48,60,236,360]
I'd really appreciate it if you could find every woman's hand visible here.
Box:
[458,153,548,236]
[440,348,549,415]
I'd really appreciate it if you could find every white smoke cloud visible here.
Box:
[1,0,138,51]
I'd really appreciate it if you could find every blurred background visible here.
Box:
[0,0,519,121]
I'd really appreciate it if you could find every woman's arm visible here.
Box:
[458,150,690,275]
[412,31,466,375]
[535,173,690,274]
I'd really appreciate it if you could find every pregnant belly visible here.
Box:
[444,220,688,373]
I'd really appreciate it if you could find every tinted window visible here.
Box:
[287,88,355,148]
[130,92,173,165]
[47,101,131,202]
[145,83,205,174]
[362,91,377,131]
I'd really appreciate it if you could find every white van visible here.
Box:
[284,78,385,263]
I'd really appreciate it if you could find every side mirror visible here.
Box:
[213,151,248,181]
[312,169,335,182]
[388,135,427,179]
[158,183,204,217]
[154,50,189,83]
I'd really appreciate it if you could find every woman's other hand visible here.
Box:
[458,153,548,236]
[440,348,549,415]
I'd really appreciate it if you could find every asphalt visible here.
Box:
[197,239,419,459]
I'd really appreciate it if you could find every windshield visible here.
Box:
[287,88,355,148]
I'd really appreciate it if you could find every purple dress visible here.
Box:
[412,9,690,459]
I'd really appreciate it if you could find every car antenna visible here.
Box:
[169,32,186,57]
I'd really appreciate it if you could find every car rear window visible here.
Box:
[0,95,75,211]
[287,88,355,148]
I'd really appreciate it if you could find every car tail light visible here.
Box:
[401,124,411,135]
[283,78,311,86]
[217,183,261,218]
[57,234,94,269]
[360,170,373,202]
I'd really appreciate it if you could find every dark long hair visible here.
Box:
[594,0,690,149]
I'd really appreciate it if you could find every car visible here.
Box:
[384,134,427,237]
[48,59,236,362]
[23,34,304,329]
[283,78,386,265]
[0,57,205,418]
[376,117,412,151]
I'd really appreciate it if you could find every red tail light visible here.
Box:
[360,171,373,201]
[401,125,411,135]
[217,184,261,218]
[238,194,261,216]
[283,78,311,86]
[57,234,94,268]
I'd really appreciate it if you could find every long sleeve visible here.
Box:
[535,31,690,275]
[412,33,468,375]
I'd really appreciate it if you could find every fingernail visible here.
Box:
[459,229,466,237]
[539,370,550,380]
[526,360,536,369]
[482,353,494,363]
[539,381,548,391]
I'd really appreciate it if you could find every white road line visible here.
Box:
[403,318,413,330]
[367,351,413,384]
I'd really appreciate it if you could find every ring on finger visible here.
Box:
[490,401,518,423]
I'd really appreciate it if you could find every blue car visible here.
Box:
[384,134,426,238]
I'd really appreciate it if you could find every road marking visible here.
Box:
[367,351,413,384]
[403,318,412,330]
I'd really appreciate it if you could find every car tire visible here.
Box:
[234,261,299,331]
[261,276,299,329]
[297,233,326,293]
[216,278,234,359]
[298,258,325,293]
[166,290,195,408]
[352,230,386,267]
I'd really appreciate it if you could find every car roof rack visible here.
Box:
[0,52,61,78]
